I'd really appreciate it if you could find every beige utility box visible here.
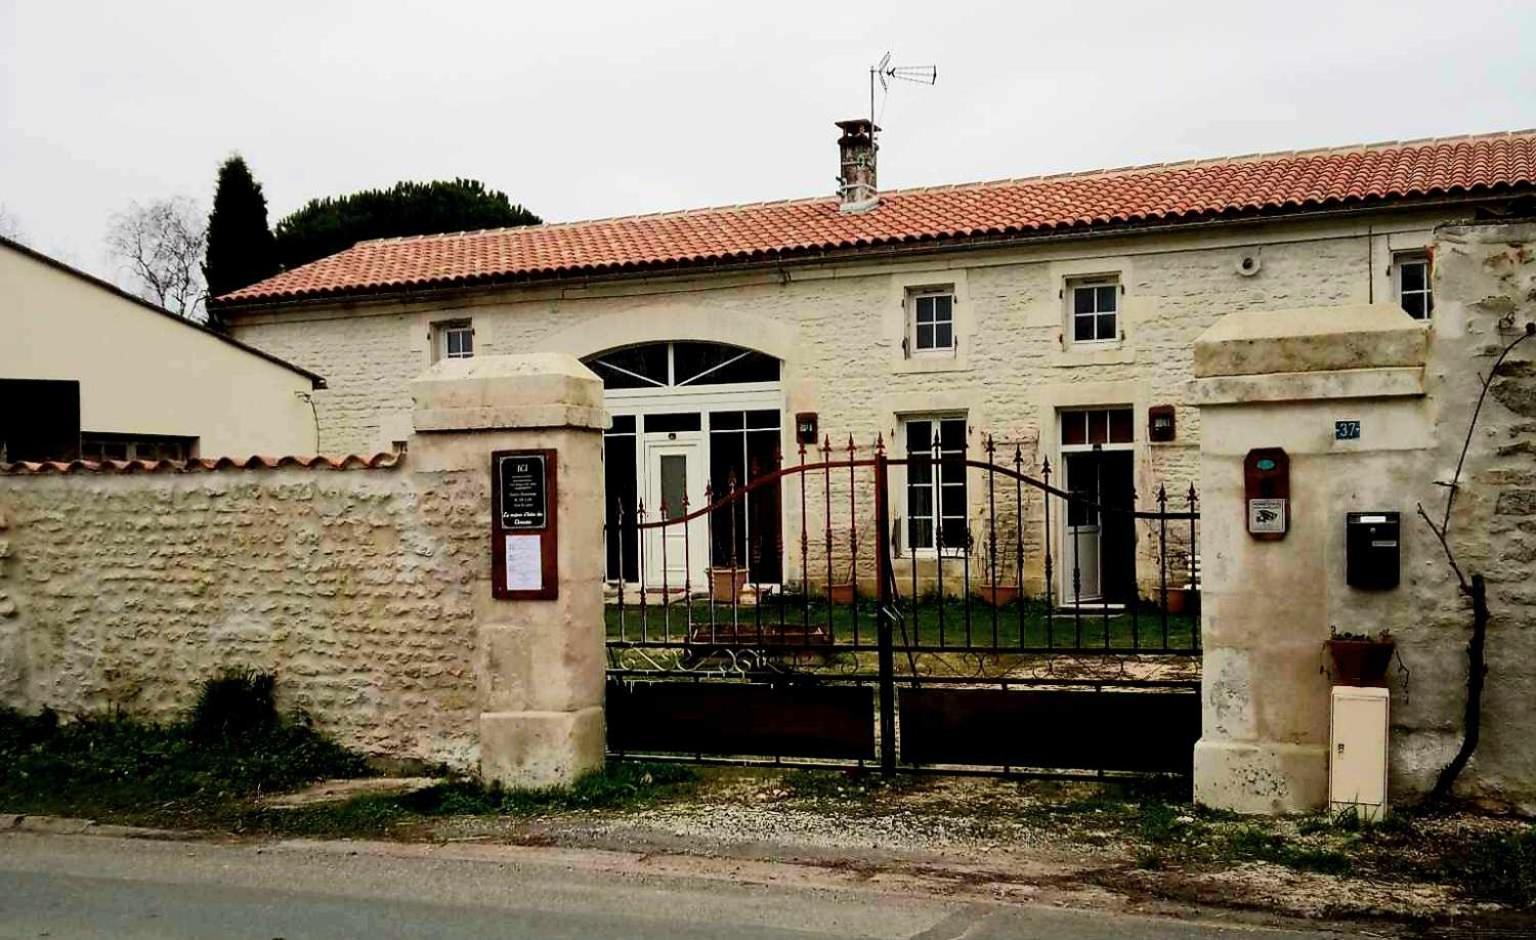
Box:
[1329,686,1390,821]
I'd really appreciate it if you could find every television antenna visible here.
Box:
[869,52,938,134]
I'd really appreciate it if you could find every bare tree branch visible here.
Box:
[104,197,208,319]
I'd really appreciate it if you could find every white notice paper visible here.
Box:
[504,535,543,592]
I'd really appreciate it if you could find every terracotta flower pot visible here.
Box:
[709,567,748,603]
[828,582,857,605]
[1164,588,1188,615]
[1325,638,1396,687]
[974,584,1020,607]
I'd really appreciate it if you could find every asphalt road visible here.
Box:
[0,831,1340,940]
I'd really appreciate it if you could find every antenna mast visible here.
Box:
[869,51,938,136]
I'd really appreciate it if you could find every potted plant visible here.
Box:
[1324,628,1396,687]
[973,527,1020,607]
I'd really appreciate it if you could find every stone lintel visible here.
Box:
[1193,304,1428,379]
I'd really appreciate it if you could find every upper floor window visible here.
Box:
[1393,252,1432,320]
[433,320,474,360]
[80,433,196,462]
[1068,276,1120,344]
[909,289,955,353]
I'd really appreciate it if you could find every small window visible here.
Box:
[902,415,968,553]
[1068,277,1120,344]
[1394,252,1432,320]
[433,320,474,360]
[909,290,955,353]
[80,433,195,462]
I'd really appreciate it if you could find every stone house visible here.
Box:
[210,123,1536,601]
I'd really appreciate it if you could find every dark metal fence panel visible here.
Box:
[603,430,1201,777]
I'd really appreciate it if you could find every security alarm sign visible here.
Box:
[491,449,558,600]
[1243,448,1290,540]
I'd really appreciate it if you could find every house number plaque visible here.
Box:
[491,449,558,600]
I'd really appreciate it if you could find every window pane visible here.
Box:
[745,409,779,429]
[1109,408,1134,443]
[607,414,636,434]
[916,324,934,349]
[1097,313,1117,340]
[1087,411,1109,445]
[1073,314,1095,342]
[940,484,966,516]
[905,421,932,454]
[1401,293,1426,318]
[916,296,933,319]
[589,344,668,388]
[1073,287,1095,314]
[1096,285,1117,312]
[909,517,933,550]
[939,418,966,450]
[931,295,953,321]
[916,307,933,325]
[941,518,969,552]
[660,455,687,519]
[674,342,780,386]
[1061,412,1086,445]
[644,412,702,433]
[910,485,933,517]
[1400,261,1425,292]
[459,330,473,355]
[710,411,744,431]
[908,458,932,485]
[933,322,953,349]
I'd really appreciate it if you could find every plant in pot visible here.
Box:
[828,539,857,605]
[1325,627,1396,687]
[974,524,1019,607]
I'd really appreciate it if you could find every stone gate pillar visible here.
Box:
[1191,305,1429,814]
[410,354,606,788]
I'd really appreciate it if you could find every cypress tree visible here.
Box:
[203,155,279,309]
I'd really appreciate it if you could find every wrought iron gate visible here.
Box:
[604,432,1201,779]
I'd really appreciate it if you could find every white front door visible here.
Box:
[642,435,706,592]
[1063,451,1103,602]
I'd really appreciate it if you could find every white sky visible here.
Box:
[3,1,1535,283]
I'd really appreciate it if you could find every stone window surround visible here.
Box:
[430,317,474,363]
[1047,256,1136,367]
[885,269,971,374]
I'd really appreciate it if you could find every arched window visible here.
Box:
[584,342,779,390]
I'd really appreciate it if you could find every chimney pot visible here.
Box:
[836,119,879,213]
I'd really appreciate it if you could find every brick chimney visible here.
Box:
[836,119,879,213]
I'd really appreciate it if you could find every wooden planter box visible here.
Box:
[1326,638,1396,687]
[709,567,748,603]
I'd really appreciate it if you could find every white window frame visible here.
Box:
[436,321,474,360]
[901,414,968,556]
[1066,276,1121,345]
[908,288,956,355]
[1392,252,1432,320]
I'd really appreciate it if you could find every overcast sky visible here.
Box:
[3,1,1535,284]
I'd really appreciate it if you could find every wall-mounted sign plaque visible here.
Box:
[491,449,557,600]
[1335,420,1361,441]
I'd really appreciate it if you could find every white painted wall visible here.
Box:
[2,242,319,457]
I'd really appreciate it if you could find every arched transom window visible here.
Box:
[584,341,779,390]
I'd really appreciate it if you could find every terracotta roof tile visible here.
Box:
[216,131,1536,305]
[0,453,403,475]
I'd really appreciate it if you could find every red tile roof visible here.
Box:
[217,131,1536,306]
[0,453,402,475]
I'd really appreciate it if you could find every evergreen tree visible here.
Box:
[274,179,540,271]
[203,155,279,308]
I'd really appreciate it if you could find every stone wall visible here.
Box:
[0,460,485,768]
[1192,221,1536,814]
[1397,222,1536,810]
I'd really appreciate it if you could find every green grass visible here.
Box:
[607,597,1198,652]
[0,701,368,826]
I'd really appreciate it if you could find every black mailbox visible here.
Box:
[1346,512,1401,590]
